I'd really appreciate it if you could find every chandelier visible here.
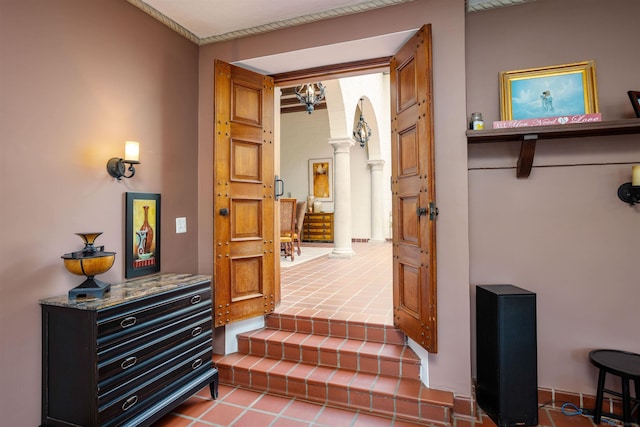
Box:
[353,98,372,148]
[295,82,326,114]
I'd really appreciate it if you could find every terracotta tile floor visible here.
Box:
[154,384,617,427]
[153,383,441,426]
[153,242,627,427]
[277,241,393,325]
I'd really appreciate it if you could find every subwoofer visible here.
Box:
[476,284,538,427]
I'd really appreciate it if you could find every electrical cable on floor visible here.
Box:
[538,401,622,426]
[560,402,619,426]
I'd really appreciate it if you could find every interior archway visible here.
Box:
[279,72,392,242]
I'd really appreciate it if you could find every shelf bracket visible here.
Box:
[516,134,538,178]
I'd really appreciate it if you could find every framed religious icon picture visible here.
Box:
[308,158,333,202]
[125,192,161,278]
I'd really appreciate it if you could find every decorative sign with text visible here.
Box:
[493,113,601,129]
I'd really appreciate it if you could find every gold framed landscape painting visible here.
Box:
[499,61,599,120]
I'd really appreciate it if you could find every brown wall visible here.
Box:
[466,0,640,394]
[197,0,472,396]
[3,0,635,424]
[0,1,199,424]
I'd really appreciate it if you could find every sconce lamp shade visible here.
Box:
[632,165,640,186]
[107,141,141,181]
[124,141,140,162]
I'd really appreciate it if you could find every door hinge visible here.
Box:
[429,201,439,220]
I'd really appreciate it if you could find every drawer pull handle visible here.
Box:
[120,356,137,370]
[191,326,203,337]
[190,295,202,304]
[120,316,137,328]
[122,395,138,411]
[191,358,203,370]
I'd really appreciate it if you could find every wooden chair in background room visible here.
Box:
[279,198,297,261]
[293,201,307,256]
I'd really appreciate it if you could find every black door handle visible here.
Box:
[416,207,427,216]
[219,208,229,216]
[274,175,284,200]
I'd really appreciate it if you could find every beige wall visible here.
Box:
[0,1,199,424]
[466,0,640,394]
[198,0,471,395]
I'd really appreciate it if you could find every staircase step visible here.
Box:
[213,353,453,425]
[215,313,455,425]
[237,328,421,378]
[265,312,405,345]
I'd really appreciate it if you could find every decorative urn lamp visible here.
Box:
[62,232,116,300]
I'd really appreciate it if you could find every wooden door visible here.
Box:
[390,25,438,353]
[213,60,277,327]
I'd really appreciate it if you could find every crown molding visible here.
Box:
[128,0,415,46]
[128,0,533,45]
[199,0,415,45]
[466,0,537,13]
[126,0,200,44]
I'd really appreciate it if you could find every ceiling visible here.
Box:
[127,0,536,45]
[125,0,535,113]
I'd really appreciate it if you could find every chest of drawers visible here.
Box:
[40,273,217,427]
[302,212,334,242]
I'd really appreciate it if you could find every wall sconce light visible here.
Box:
[107,141,140,181]
[617,165,640,205]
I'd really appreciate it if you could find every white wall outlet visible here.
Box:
[176,217,187,234]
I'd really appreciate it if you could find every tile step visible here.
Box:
[265,313,405,345]
[237,327,421,378]
[214,353,454,425]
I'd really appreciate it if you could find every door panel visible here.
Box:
[398,127,418,177]
[231,199,262,240]
[397,59,417,112]
[232,82,262,126]
[231,140,262,182]
[391,25,438,353]
[214,60,276,326]
[231,256,263,301]
[399,196,419,244]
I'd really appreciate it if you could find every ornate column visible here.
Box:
[368,159,385,242]
[328,137,355,258]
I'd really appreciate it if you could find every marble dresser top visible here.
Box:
[40,273,212,310]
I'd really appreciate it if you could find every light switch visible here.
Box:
[176,217,187,234]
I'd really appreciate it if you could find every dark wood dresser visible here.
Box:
[302,212,334,242]
[40,273,217,427]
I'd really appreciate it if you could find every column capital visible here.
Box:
[367,159,385,171]
[328,137,355,153]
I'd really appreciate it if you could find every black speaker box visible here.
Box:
[476,284,538,427]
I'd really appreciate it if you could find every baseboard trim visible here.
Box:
[454,384,626,422]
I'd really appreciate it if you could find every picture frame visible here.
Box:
[308,158,333,202]
[628,91,640,118]
[125,192,161,278]
[499,61,599,120]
